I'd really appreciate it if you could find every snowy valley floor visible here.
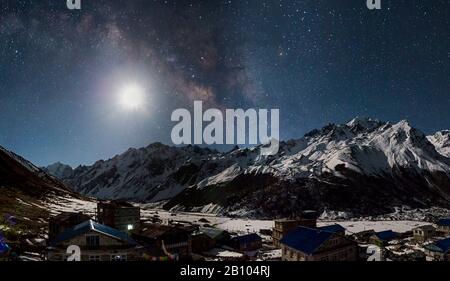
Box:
[28,196,448,236]
[139,208,433,235]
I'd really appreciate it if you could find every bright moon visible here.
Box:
[118,83,146,111]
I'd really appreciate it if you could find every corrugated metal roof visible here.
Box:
[425,237,450,253]
[318,224,346,234]
[434,237,450,253]
[280,226,334,255]
[373,230,397,241]
[52,220,137,246]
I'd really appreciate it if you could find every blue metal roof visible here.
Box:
[374,230,397,241]
[52,220,137,246]
[280,226,335,255]
[319,224,346,234]
[437,219,450,226]
[231,233,262,244]
[425,237,450,253]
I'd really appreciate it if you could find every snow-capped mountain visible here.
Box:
[44,162,74,179]
[61,143,218,201]
[56,118,450,218]
[428,130,450,158]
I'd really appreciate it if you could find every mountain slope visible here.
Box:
[0,146,90,239]
[428,130,450,158]
[55,118,450,218]
[60,143,218,201]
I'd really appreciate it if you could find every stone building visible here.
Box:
[96,201,140,232]
[412,225,436,242]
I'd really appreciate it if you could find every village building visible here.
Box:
[272,211,318,247]
[369,230,398,247]
[47,220,142,261]
[412,225,436,242]
[318,224,346,236]
[131,223,192,260]
[229,233,263,253]
[48,212,92,242]
[424,237,450,261]
[199,227,231,245]
[280,226,358,261]
[191,231,216,254]
[436,219,450,234]
[96,201,140,232]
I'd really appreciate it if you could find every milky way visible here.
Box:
[0,0,449,166]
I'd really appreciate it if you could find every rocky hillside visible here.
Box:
[0,146,91,242]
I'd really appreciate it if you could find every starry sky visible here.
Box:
[0,0,449,167]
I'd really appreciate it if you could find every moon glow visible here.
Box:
[118,83,146,111]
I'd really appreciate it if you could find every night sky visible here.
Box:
[0,0,449,167]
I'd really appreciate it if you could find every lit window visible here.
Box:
[127,224,134,230]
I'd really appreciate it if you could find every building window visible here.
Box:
[89,255,101,261]
[86,235,100,248]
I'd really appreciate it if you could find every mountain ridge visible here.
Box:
[46,117,450,218]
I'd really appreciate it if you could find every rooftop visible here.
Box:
[413,225,435,231]
[373,230,397,241]
[200,227,228,240]
[51,220,137,246]
[280,226,335,255]
[318,224,346,234]
[231,233,262,244]
[425,237,450,253]
[136,223,190,239]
